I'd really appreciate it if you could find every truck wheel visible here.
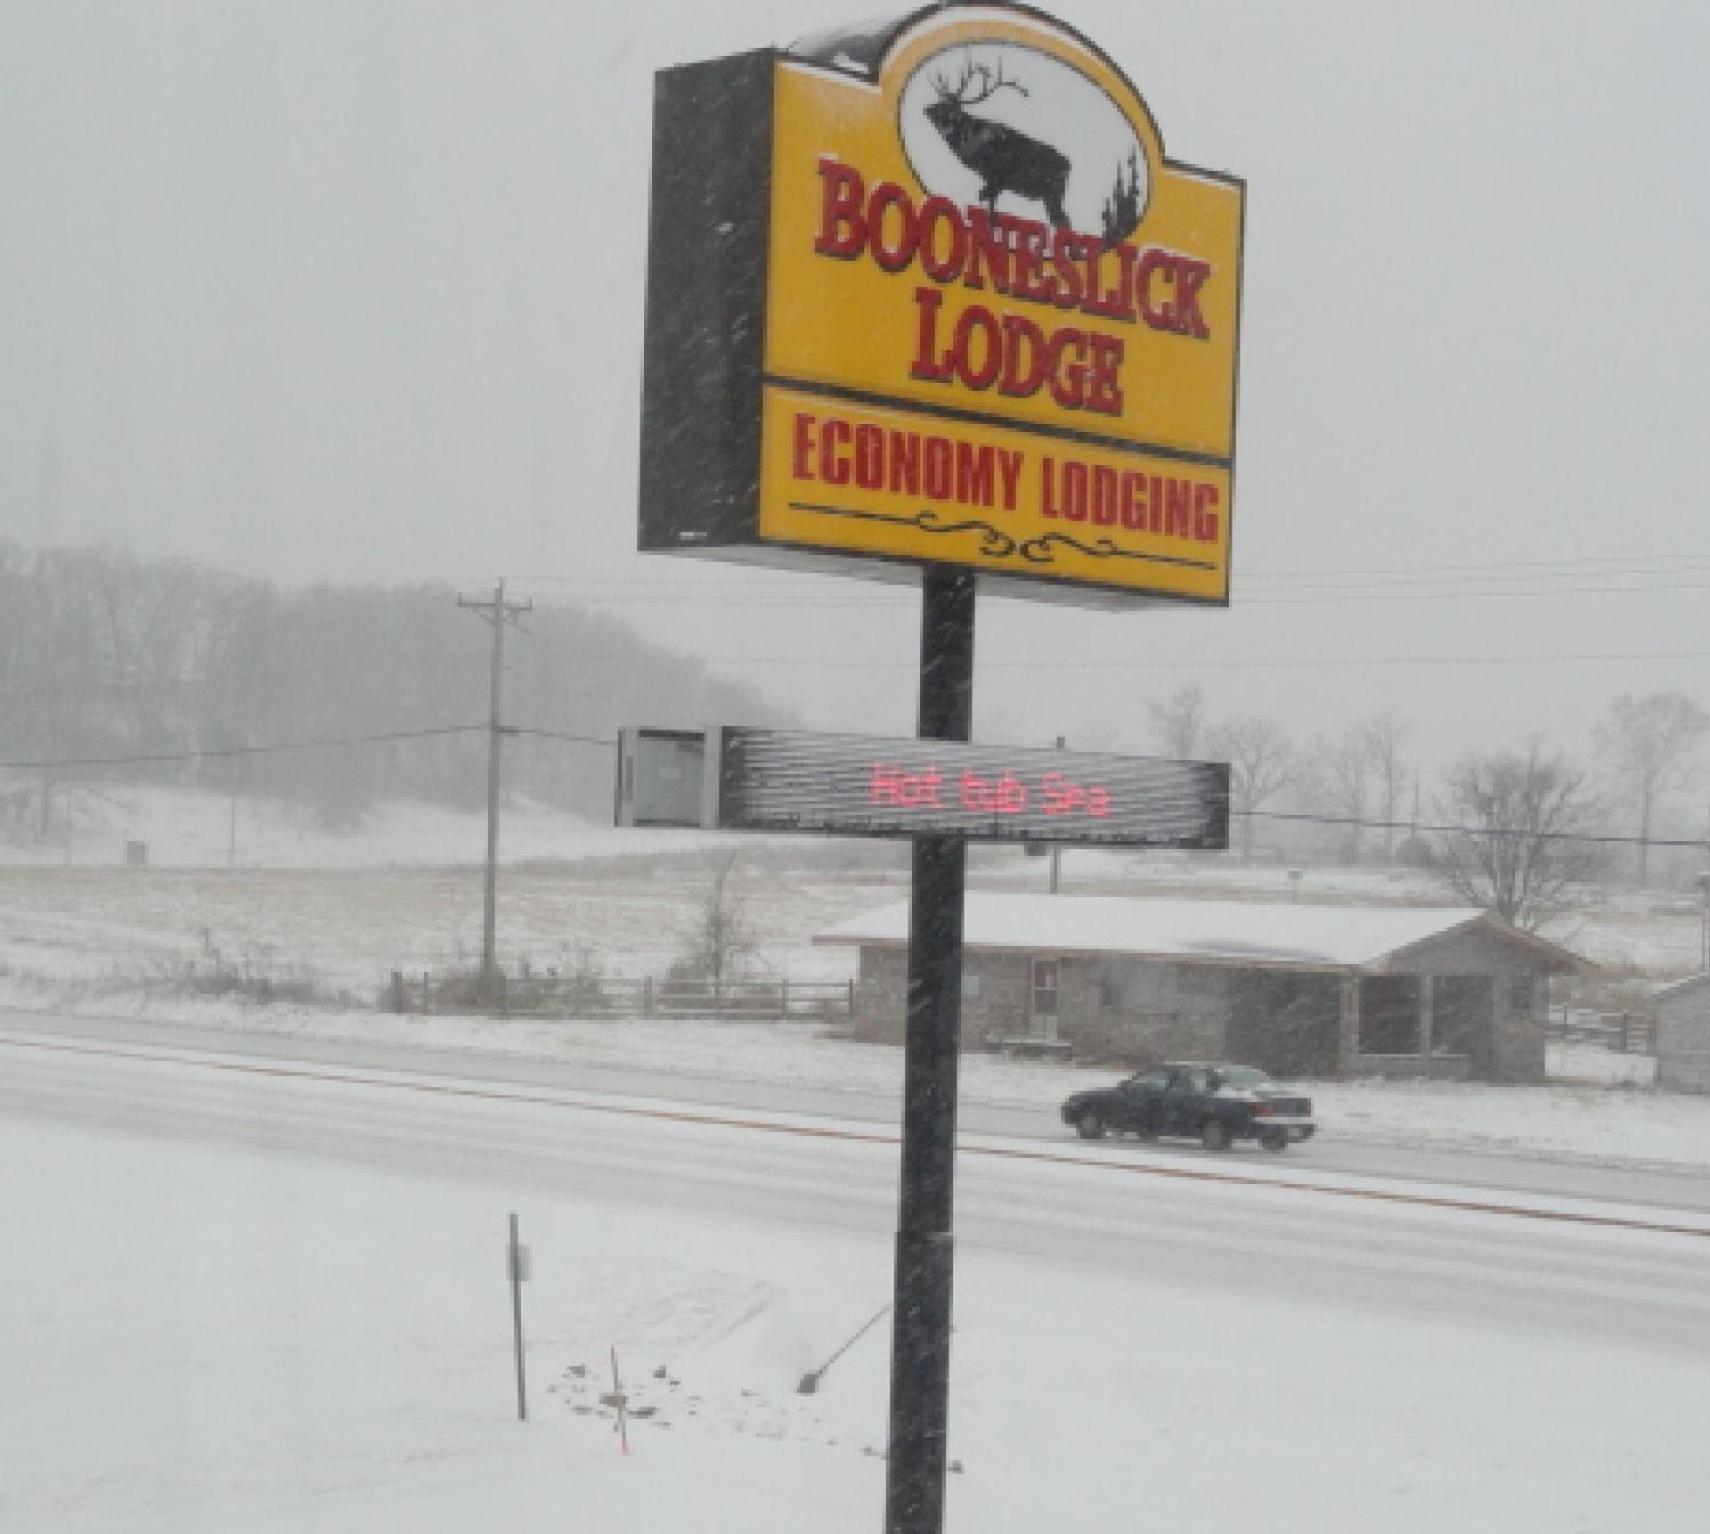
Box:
[1076,1109,1107,1140]
[1200,1119,1231,1152]
[1260,1128,1289,1153]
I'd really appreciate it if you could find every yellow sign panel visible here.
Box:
[761,385,1230,602]
[641,6,1243,605]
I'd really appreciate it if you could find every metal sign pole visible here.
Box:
[884,565,975,1534]
[509,1212,528,1422]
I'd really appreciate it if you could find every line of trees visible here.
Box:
[1145,682,1710,930]
[0,539,790,833]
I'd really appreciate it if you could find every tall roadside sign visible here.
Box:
[642,4,1242,607]
[637,7,1242,1530]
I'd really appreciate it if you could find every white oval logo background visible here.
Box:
[899,42,1150,244]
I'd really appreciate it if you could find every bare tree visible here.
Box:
[675,851,759,986]
[1304,728,1370,864]
[1205,715,1294,861]
[1429,741,1606,930]
[1594,691,1708,885]
[1359,711,1410,863]
[1147,681,1205,759]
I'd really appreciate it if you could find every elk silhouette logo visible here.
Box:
[901,43,1149,246]
[924,57,1071,228]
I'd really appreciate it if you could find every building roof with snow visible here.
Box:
[815,893,1586,974]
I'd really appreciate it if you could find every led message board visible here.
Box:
[640,4,1243,608]
[617,726,1229,848]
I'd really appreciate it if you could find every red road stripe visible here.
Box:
[7,1032,1709,1241]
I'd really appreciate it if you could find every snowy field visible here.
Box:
[3,1036,1707,1534]
[1,785,1704,1186]
[2,785,1706,980]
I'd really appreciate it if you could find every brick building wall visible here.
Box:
[847,923,1558,1083]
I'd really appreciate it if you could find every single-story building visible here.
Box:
[1655,974,1710,1093]
[815,893,1590,1083]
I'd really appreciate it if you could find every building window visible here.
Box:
[1031,959,1058,1015]
[1508,974,1537,1014]
[1098,961,1179,1013]
[1358,975,1422,1055]
[961,972,982,1001]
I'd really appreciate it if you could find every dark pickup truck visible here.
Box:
[1061,1062,1316,1152]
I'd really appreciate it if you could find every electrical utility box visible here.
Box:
[614,727,718,828]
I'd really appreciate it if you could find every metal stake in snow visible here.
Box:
[798,1303,892,1395]
[608,1346,631,1455]
[884,565,974,1534]
[507,1212,530,1422]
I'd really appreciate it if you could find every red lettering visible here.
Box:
[998,312,1048,399]
[1193,484,1221,542]
[1086,334,1124,415]
[869,763,904,805]
[853,424,885,490]
[1090,465,1119,526]
[1045,328,1088,410]
[809,163,1212,346]
[952,305,1003,391]
[792,413,816,479]
[1165,477,1193,537]
[889,430,920,496]
[918,196,968,283]
[923,437,954,500]
[867,181,919,273]
[815,159,866,258]
[964,208,1010,292]
[910,287,954,382]
[1137,248,1175,330]
[820,418,852,487]
[955,442,996,507]
[1120,470,1145,530]
[1010,218,1052,302]
[1173,258,1212,338]
[1049,229,1087,310]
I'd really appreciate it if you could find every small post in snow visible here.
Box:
[609,1345,631,1455]
[508,1212,530,1421]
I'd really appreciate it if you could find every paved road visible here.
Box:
[5,1004,1708,1214]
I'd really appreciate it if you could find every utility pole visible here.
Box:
[458,579,532,1003]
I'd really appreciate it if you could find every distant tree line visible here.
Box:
[0,539,791,832]
[1144,681,1709,930]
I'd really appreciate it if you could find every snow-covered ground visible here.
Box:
[4,982,1706,1176]
[4,1036,1707,1534]
[4,785,1705,977]
[1,785,1704,1185]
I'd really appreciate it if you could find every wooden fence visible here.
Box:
[388,970,854,1023]
[1546,1006,1656,1056]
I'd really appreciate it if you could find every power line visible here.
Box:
[7,729,1706,853]
[0,725,488,775]
[1246,807,1710,852]
[510,727,617,748]
[683,646,1710,670]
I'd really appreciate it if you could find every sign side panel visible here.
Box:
[639,51,775,552]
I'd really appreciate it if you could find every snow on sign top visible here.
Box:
[816,894,1583,973]
[639,2,1243,609]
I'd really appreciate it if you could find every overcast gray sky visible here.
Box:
[4,1,1708,774]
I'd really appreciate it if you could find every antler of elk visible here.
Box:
[932,53,1029,106]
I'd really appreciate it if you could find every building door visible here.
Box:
[1030,958,1059,1042]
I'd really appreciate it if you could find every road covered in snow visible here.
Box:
[2,1023,1708,1533]
[6,1002,1709,1212]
